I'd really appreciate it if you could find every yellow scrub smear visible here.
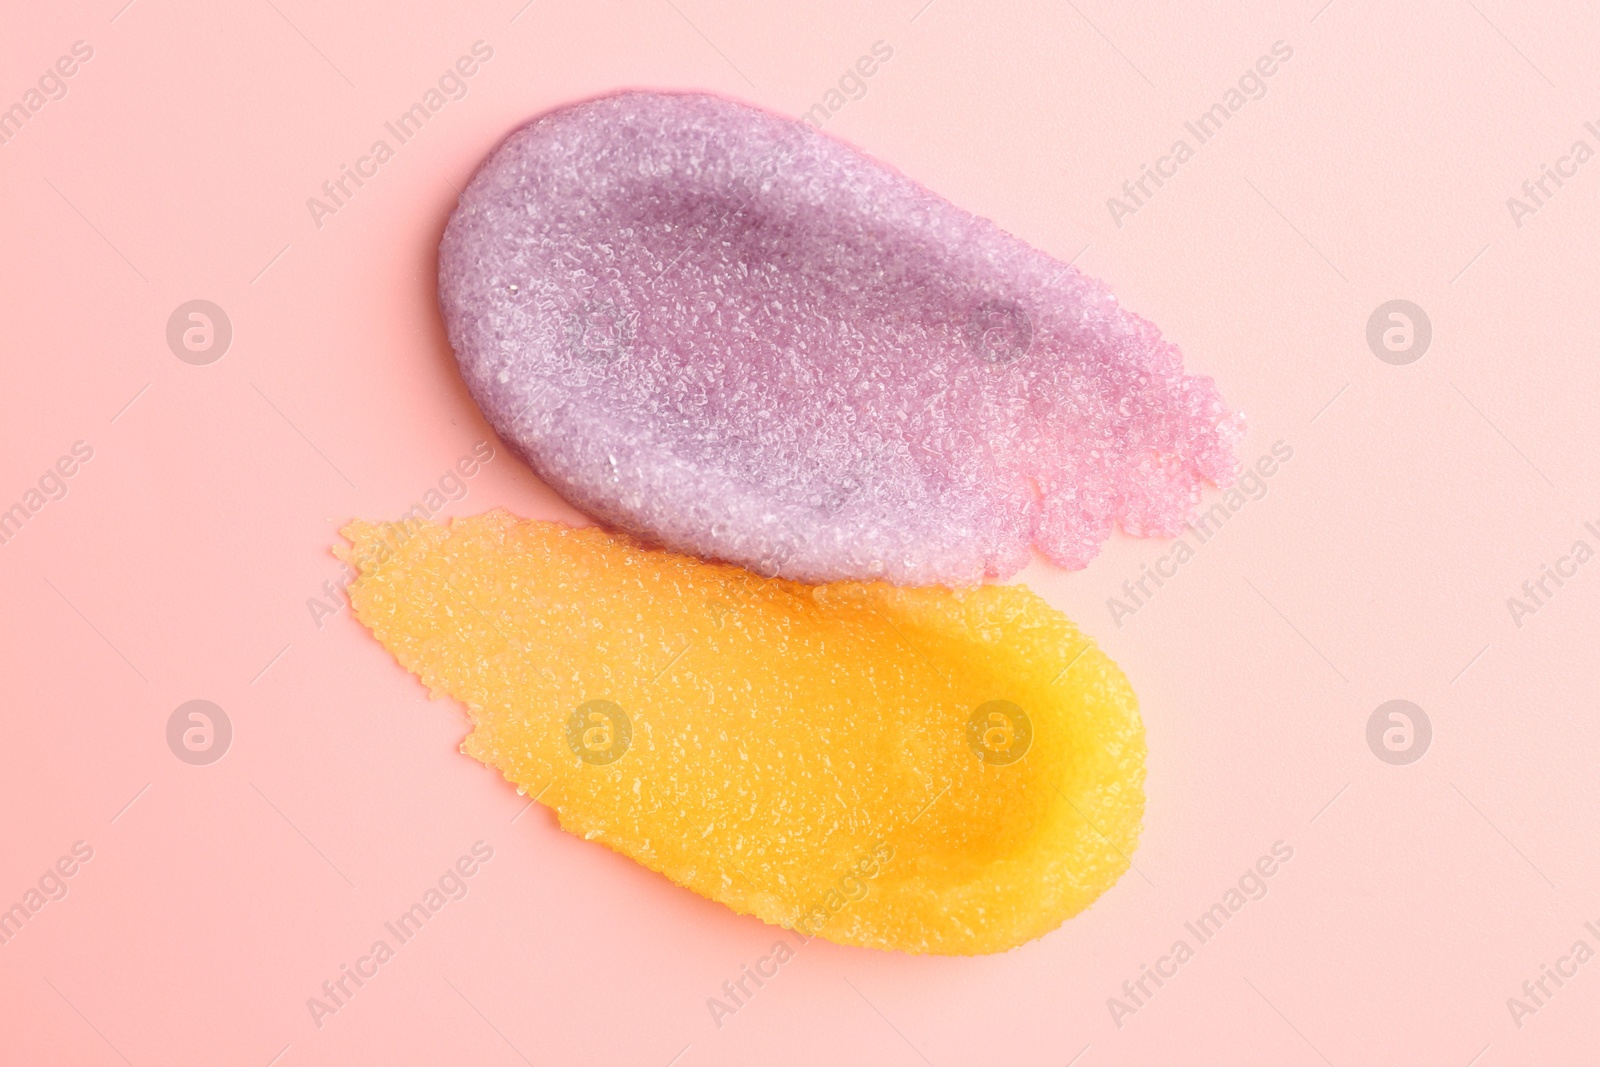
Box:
[340,510,1144,955]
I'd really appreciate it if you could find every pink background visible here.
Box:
[3,0,1598,1063]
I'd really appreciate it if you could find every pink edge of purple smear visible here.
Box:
[438,90,1243,586]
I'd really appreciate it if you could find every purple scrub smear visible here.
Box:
[439,91,1242,586]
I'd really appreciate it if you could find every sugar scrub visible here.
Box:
[341,512,1144,954]
[439,91,1241,585]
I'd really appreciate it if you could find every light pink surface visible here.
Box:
[2,1,1597,1064]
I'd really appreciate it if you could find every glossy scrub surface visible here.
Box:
[439,91,1241,585]
[341,512,1145,954]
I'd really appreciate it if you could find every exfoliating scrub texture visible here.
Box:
[341,512,1145,955]
[439,90,1242,586]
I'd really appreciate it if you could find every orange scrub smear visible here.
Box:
[340,510,1144,955]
